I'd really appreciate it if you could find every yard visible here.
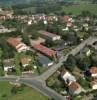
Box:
[0,81,48,100]
[46,69,65,93]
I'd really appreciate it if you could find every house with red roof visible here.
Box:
[7,37,30,52]
[90,66,97,77]
[63,15,74,23]
[64,15,70,22]
[69,81,82,95]
[33,44,56,57]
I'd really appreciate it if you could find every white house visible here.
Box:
[61,71,76,84]
[3,59,15,72]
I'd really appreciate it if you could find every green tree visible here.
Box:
[11,86,18,94]
[0,48,3,59]
[0,48,4,76]
[90,54,97,66]
[65,54,76,71]
[77,55,91,71]
[22,32,30,45]
[14,53,21,75]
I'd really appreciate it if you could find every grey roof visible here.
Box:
[3,59,15,67]
[38,55,52,66]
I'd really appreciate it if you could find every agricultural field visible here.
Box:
[62,4,97,15]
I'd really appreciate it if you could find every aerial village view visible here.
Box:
[0,0,97,100]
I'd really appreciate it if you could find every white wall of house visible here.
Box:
[56,36,61,40]
[18,46,30,52]
[4,66,14,72]
[91,74,97,77]
[48,62,54,66]
[22,64,29,68]
[92,84,97,90]
[52,36,61,41]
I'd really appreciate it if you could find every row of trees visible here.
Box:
[0,48,4,76]
[64,51,97,71]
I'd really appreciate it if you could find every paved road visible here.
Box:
[1,36,97,100]
[20,78,65,100]
[0,76,65,100]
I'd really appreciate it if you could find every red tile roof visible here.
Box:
[33,44,56,57]
[7,37,29,52]
[7,37,21,47]
[69,81,79,91]
[64,15,70,22]
[90,67,97,74]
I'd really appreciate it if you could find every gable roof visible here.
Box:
[7,37,21,47]
[33,44,56,57]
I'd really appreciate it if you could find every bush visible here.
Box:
[2,94,7,98]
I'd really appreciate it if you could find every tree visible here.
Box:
[77,77,91,89]
[11,86,18,94]
[81,10,91,17]
[14,53,21,75]
[0,48,3,66]
[22,32,30,45]
[64,54,76,71]
[25,25,39,39]
[0,48,3,59]
[45,40,54,47]
[77,55,91,71]
[90,54,97,66]
[0,48,4,76]
[46,24,59,34]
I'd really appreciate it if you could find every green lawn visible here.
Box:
[0,81,48,100]
[62,4,97,15]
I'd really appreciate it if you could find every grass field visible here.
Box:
[22,7,36,13]
[63,4,97,15]
[0,81,48,100]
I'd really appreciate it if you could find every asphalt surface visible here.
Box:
[1,36,97,100]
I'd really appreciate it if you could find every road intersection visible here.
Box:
[0,36,97,100]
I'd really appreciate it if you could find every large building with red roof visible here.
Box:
[7,37,30,52]
[33,44,56,57]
